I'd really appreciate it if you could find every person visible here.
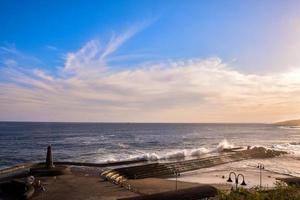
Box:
[26,176,35,185]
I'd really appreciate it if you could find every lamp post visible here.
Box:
[237,174,247,186]
[227,172,247,190]
[173,169,180,191]
[257,163,264,189]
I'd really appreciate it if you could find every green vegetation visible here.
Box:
[217,182,300,200]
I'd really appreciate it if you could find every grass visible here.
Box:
[217,182,300,200]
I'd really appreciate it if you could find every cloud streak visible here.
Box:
[1,28,300,122]
[62,25,145,78]
[0,44,42,67]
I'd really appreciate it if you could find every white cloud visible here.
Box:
[63,24,145,77]
[45,45,58,51]
[1,29,300,122]
[100,26,141,59]
[63,40,105,76]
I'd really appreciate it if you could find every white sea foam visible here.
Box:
[216,139,235,150]
[107,139,235,162]
[117,143,130,148]
[272,143,300,156]
[95,139,300,167]
[249,143,300,156]
[105,158,118,163]
[99,139,300,164]
[278,126,300,130]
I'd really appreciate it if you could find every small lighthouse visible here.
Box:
[46,145,54,168]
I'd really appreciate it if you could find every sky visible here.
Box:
[1,0,300,122]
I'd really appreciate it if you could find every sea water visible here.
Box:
[1,122,300,171]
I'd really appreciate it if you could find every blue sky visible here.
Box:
[1,1,300,122]
[2,0,300,71]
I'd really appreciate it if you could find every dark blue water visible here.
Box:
[1,122,300,169]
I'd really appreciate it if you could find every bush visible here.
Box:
[217,182,300,200]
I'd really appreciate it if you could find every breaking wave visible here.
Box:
[105,139,235,162]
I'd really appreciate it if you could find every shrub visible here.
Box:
[217,182,300,200]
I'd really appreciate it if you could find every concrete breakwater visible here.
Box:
[101,147,286,183]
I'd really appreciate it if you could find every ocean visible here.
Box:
[1,122,300,170]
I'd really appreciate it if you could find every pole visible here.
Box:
[260,167,262,189]
[227,172,237,190]
[258,163,264,190]
[176,174,177,191]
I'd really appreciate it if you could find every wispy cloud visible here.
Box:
[63,24,144,77]
[0,44,42,68]
[100,26,141,59]
[1,26,300,122]
[45,45,58,51]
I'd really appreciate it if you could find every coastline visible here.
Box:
[2,145,299,199]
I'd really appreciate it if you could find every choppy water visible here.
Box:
[1,122,300,169]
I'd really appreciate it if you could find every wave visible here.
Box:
[93,140,300,165]
[116,143,130,148]
[101,140,300,164]
[278,126,300,130]
[103,139,235,163]
[216,138,235,150]
[272,143,300,156]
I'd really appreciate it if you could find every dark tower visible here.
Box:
[46,145,54,168]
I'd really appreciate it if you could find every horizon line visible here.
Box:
[0,120,273,124]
